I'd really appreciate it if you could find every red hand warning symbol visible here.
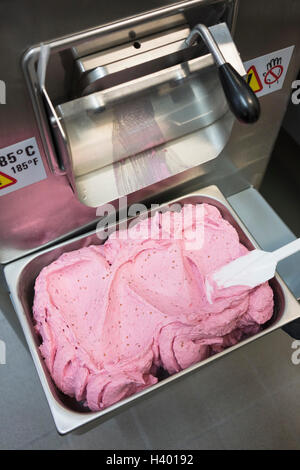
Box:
[264,65,283,85]
[0,171,17,190]
[263,57,283,87]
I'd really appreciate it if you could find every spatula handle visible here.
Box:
[273,238,300,262]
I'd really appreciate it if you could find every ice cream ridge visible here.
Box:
[33,203,274,411]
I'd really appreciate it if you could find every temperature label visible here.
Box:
[0,137,47,196]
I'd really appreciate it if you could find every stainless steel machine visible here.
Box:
[1,0,300,433]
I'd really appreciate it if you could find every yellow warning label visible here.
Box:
[246,65,263,93]
[0,171,17,190]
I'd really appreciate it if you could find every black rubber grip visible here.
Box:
[218,62,260,124]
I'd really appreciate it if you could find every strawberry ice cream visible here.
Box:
[33,203,274,411]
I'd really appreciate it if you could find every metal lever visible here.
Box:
[185,24,260,124]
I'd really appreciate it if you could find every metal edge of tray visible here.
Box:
[4,185,300,434]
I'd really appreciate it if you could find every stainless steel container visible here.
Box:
[4,185,300,434]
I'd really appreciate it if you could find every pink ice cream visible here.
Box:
[33,204,274,411]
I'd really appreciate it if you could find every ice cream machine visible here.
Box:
[1,0,299,264]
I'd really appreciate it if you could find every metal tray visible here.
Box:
[4,185,300,434]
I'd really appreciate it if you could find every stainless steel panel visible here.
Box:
[74,110,233,207]
[55,22,244,205]
[57,60,229,177]
[4,185,300,434]
[76,26,192,82]
[75,22,245,96]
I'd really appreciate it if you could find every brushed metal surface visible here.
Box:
[4,185,300,434]
[57,58,229,177]
[0,0,237,264]
[76,21,245,95]
[74,110,233,207]
[77,26,192,81]
[0,0,299,265]
[55,22,244,197]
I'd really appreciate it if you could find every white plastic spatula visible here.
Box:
[205,238,300,303]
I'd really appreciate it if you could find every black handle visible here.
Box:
[218,62,260,124]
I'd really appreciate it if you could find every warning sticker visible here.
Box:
[246,65,263,93]
[244,45,294,98]
[0,137,47,196]
[0,171,17,189]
